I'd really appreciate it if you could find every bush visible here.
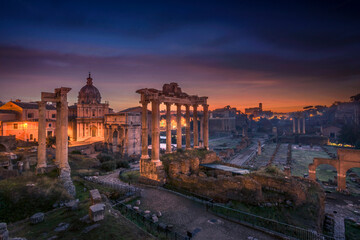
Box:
[119,170,140,183]
[97,153,114,163]
[101,161,116,171]
[116,160,130,169]
[70,150,82,155]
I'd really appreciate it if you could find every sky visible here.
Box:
[0,0,360,112]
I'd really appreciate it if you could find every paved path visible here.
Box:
[140,188,276,240]
[94,170,276,240]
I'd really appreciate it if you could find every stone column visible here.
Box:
[292,118,296,134]
[141,102,149,159]
[302,118,306,134]
[185,105,191,149]
[203,104,209,149]
[193,105,198,148]
[59,93,70,172]
[55,102,61,167]
[151,100,161,164]
[297,118,301,134]
[176,103,182,149]
[165,103,172,153]
[36,101,47,173]
[200,116,204,146]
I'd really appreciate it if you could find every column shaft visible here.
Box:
[176,104,182,149]
[151,100,160,163]
[185,105,191,149]
[141,102,149,159]
[37,101,47,171]
[203,104,209,149]
[55,102,61,166]
[165,103,172,153]
[59,95,70,171]
[292,118,296,133]
[193,105,198,148]
[302,118,306,134]
[297,118,301,134]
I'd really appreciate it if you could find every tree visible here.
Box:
[338,124,360,148]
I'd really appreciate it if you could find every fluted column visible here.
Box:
[176,103,182,149]
[292,118,296,134]
[203,104,209,149]
[193,105,198,148]
[36,101,47,173]
[165,103,172,153]
[141,102,149,159]
[302,118,306,134]
[151,100,160,164]
[55,102,61,166]
[297,118,301,134]
[185,105,191,149]
[59,94,70,172]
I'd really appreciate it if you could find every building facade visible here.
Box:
[69,74,110,141]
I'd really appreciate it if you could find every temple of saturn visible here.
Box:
[292,112,306,134]
[136,83,208,182]
[36,87,71,175]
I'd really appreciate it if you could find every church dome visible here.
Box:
[78,73,101,104]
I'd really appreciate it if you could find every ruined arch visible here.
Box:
[90,125,97,137]
[112,130,118,152]
[309,149,360,192]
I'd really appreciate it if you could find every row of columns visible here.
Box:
[141,101,209,164]
[37,88,71,174]
[292,117,305,134]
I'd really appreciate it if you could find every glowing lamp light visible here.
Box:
[24,123,28,128]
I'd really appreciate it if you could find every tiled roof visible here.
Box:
[11,101,56,110]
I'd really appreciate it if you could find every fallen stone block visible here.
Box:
[82,223,101,234]
[0,222,9,240]
[54,223,69,232]
[89,203,105,222]
[65,199,79,211]
[152,214,158,223]
[30,212,45,224]
[89,189,102,205]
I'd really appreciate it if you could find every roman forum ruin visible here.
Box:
[36,87,71,174]
[136,83,208,181]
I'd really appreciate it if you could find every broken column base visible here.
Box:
[140,158,166,184]
[89,203,105,222]
[59,169,76,197]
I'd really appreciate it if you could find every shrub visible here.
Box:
[116,160,130,169]
[119,170,140,183]
[101,161,116,171]
[97,153,114,163]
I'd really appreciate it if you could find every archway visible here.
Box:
[346,167,360,194]
[315,164,338,187]
[112,130,118,153]
[0,144,6,152]
[90,125,97,137]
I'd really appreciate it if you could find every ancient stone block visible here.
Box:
[89,203,105,222]
[89,189,102,205]
[0,223,9,240]
[30,212,44,224]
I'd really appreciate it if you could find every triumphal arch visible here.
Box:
[309,148,360,191]
[136,83,208,182]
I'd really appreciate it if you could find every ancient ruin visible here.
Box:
[309,148,360,191]
[292,112,306,134]
[136,83,208,182]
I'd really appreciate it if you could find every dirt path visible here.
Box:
[140,188,277,240]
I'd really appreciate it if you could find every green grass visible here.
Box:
[0,173,71,223]
[8,193,154,240]
[119,170,140,183]
[345,219,360,240]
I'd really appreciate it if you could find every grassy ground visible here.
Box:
[68,153,101,176]
[0,172,71,223]
[251,143,276,168]
[345,219,360,240]
[119,170,140,183]
[8,185,154,240]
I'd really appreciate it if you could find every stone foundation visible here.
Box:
[140,158,166,183]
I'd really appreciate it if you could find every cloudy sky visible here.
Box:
[0,0,359,112]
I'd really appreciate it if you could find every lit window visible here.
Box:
[27,113,34,118]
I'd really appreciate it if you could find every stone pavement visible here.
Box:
[95,170,276,240]
[140,188,276,240]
